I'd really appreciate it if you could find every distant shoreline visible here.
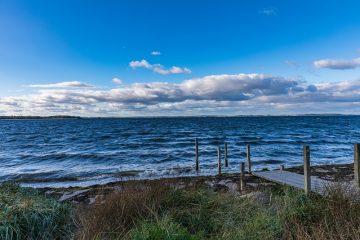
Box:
[0,113,357,120]
[0,116,82,120]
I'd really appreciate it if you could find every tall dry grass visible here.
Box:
[75,182,175,239]
[280,183,360,240]
[76,180,360,240]
[75,180,281,240]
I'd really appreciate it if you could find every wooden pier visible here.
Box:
[253,170,333,195]
[194,139,360,195]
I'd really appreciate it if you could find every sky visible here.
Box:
[1,0,360,116]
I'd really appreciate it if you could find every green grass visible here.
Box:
[3,180,360,240]
[0,183,74,240]
[131,215,199,240]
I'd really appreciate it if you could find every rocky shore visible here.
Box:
[41,163,355,205]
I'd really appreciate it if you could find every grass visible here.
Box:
[0,183,74,240]
[3,179,360,239]
[279,184,360,239]
[131,215,199,240]
[76,181,360,240]
[76,181,282,239]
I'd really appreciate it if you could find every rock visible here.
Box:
[88,197,96,205]
[320,175,335,181]
[240,191,269,204]
[316,168,330,173]
[205,180,216,187]
[246,183,259,188]
[225,182,238,193]
[59,189,90,202]
[205,179,239,193]
[45,190,55,195]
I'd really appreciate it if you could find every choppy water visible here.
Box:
[0,116,359,188]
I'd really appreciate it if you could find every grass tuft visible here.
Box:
[131,215,199,240]
[0,182,73,240]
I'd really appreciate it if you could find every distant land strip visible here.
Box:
[0,114,357,120]
[0,115,82,120]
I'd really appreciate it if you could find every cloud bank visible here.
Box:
[129,59,191,75]
[2,73,360,116]
[28,81,94,88]
[313,58,360,70]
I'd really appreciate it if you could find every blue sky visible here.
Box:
[1,0,360,116]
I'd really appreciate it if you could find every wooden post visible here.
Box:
[195,138,199,172]
[240,162,245,191]
[224,143,228,167]
[217,146,221,175]
[354,144,360,188]
[246,144,252,174]
[303,145,311,195]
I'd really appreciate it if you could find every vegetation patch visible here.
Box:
[3,175,360,240]
[0,183,74,240]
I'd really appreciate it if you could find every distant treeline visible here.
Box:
[0,114,352,120]
[0,115,81,119]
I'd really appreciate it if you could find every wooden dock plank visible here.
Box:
[253,170,333,194]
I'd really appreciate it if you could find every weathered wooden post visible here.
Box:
[217,146,222,175]
[195,138,199,172]
[224,143,228,167]
[246,144,252,174]
[354,144,360,188]
[240,162,245,191]
[304,145,311,195]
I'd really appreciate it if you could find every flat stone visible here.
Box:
[88,197,96,205]
[246,183,259,188]
[240,191,269,204]
[225,182,238,193]
[205,180,216,187]
[59,189,90,202]
[315,168,331,173]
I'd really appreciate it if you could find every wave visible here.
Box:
[0,116,359,187]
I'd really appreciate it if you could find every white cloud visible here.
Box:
[129,59,191,75]
[28,81,94,88]
[3,74,360,116]
[313,58,360,70]
[151,51,161,55]
[261,7,277,16]
[112,78,123,84]
[129,60,152,69]
[153,66,191,75]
